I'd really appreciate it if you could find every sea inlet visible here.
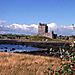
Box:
[0,44,39,52]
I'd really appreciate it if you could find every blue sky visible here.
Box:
[0,0,75,35]
[0,0,75,24]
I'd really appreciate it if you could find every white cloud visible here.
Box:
[47,23,58,31]
[47,23,75,35]
[60,25,73,30]
[56,24,75,35]
[0,19,75,35]
[6,23,38,34]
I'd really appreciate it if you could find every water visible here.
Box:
[0,44,39,52]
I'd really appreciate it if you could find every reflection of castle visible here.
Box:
[38,23,57,38]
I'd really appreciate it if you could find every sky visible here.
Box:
[0,0,75,35]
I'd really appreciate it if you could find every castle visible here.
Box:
[38,23,57,39]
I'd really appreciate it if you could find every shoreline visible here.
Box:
[0,39,71,48]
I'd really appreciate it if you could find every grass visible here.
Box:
[0,52,61,75]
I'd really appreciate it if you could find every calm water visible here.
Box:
[0,44,39,52]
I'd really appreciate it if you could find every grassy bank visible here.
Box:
[0,52,61,75]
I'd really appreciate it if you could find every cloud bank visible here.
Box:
[0,20,75,35]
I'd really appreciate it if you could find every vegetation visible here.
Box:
[0,34,52,41]
[48,52,75,75]
[0,51,75,75]
[0,52,61,75]
[0,34,75,75]
[0,34,74,42]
